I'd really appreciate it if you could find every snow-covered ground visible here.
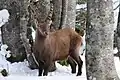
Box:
[0,46,119,80]
[0,0,120,80]
[0,44,87,80]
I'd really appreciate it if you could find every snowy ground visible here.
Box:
[0,44,87,80]
[0,45,119,80]
[0,0,120,80]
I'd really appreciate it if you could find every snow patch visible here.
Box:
[113,0,119,30]
[76,4,86,10]
[0,44,10,73]
[0,9,9,27]
[114,57,120,78]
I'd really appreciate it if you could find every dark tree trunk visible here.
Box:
[0,0,36,69]
[60,0,68,28]
[86,0,119,80]
[0,0,30,62]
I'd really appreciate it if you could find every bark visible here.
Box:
[0,0,36,68]
[0,0,30,62]
[60,0,76,29]
[86,0,119,80]
[30,0,50,23]
[65,0,76,29]
[52,0,62,30]
[52,0,76,30]
[60,0,68,28]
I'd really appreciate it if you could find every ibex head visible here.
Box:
[37,21,51,37]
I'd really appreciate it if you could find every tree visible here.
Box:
[64,0,76,29]
[0,0,37,68]
[86,0,119,80]
[52,0,76,30]
[52,0,62,30]
[0,0,26,61]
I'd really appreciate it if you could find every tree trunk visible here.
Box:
[52,0,76,30]
[65,0,76,29]
[86,0,119,80]
[60,0,68,28]
[30,0,50,23]
[0,0,31,62]
[52,0,62,30]
[0,0,38,69]
[60,0,76,29]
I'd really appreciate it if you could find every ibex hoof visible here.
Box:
[71,70,76,74]
[76,72,82,76]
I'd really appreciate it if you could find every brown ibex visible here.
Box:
[33,21,83,76]
[32,1,83,76]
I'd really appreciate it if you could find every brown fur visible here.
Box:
[33,24,83,76]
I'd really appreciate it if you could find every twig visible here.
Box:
[114,4,120,10]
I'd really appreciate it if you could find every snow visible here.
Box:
[114,57,120,77]
[0,44,87,80]
[0,0,120,80]
[76,4,86,10]
[0,45,10,72]
[0,9,9,27]
[0,9,9,44]
[113,0,119,30]
[0,76,86,80]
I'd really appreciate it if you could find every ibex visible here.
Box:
[32,1,83,76]
[33,20,83,76]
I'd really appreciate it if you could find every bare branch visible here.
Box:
[114,4,120,10]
